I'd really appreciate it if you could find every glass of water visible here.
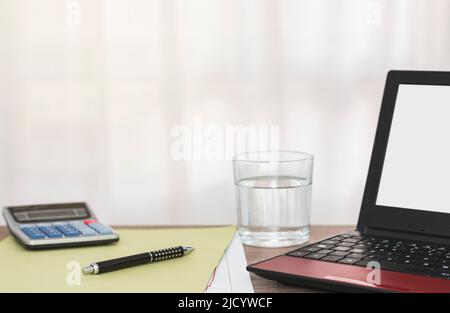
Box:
[233,151,313,248]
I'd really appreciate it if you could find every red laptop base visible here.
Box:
[248,255,450,293]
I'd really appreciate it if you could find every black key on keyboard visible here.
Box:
[416,261,437,269]
[337,242,355,247]
[312,243,333,250]
[381,257,401,263]
[288,250,311,257]
[347,253,366,259]
[305,253,327,260]
[321,255,344,262]
[321,240,340,245]
[355,260,371,267]
[349,248,366,254]
[342,238,359,243]
[401,259,417,266]
[317,249,334,255]
[363,254,380,260]
[338,258,361,265]
[333,246,351,252]
[366,249,382,256]
[379,251,401,258]
[302,247,321,253]
[417,256,437,262]
[330,251,350,257]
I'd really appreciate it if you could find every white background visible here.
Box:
[0,0,450,226]
[377,85,450,214]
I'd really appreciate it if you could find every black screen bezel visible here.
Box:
[7,202,91,224]
[357,70,450,238]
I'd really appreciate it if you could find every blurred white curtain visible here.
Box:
[0,0,449,225]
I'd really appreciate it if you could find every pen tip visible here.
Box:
[183,246,195,255]
[82,265,95,275]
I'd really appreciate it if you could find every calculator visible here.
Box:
[2,202,119,250]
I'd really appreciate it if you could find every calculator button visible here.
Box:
[21,226,40,232]
[79,229,98,236]
[54,225,69,232]
[38,226,55,232]
[64,231,81,237]
[21,226,37,232]
[20,225,36,228]
[87,223,113,235]
[83,219,97,225]
[38,226,64,238]
[21,227,46,239]
[55,225,81,237]
[93,229,113,235]
[69,222,98,236]
[28,233,46,239]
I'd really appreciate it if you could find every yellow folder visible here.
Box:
[0,226,236,292]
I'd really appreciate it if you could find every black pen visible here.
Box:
[82,246,195,275]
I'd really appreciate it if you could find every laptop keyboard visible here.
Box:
[288,233,450,280]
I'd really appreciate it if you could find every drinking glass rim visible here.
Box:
[233,150,314,163]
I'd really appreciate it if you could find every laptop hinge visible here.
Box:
[361,226,450,246]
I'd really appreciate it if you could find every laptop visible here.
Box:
[247,70,450,293]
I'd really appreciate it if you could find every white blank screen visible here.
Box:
[376,84,450,214]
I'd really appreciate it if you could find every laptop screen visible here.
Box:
[376,84,450,214]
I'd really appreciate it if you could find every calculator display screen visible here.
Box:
[26,209,78,220]
[10,204,90,223]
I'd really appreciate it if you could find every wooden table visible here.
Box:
[0,225,353,293]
